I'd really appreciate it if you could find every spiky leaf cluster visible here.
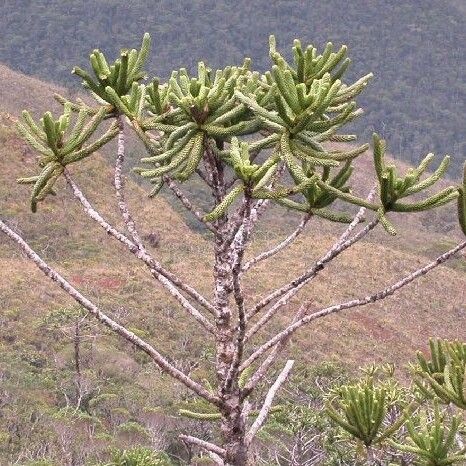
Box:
[325,377,410,447]
[372,135,459,235]
[133,59,261,186]
[16,105,117,211]
[225,37,376,217]
[413,339,466,409]
[72,33,151,105]
[16,33,461,228]
[390,400,466,465]
[123,36,379,215]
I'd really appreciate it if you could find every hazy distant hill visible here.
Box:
[0,0,465,175]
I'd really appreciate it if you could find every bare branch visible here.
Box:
[242,213,311,273]
[64,171,216,328]
[245,359,294,445]
[179,434,226,457]
[114,116,145,249]
[247,188,377,322]
[245,218,379,339]
[243,240,466,372]
[223,195,252,391]
[0,219,223,408]
[163,175,217,234]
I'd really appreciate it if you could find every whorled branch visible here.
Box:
[247,188,377,322]
[223,194,253,392]
[241,201,376,395]
[64,171,216,331]
[114,116,145,249]
[245,217,378,340]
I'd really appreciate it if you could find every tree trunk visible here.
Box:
[209,142,251,464]
[221,391,248,465]
[214,227,250,464]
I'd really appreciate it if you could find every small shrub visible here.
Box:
[108,446,174,466]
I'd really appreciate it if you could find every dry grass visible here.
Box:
[0,63,464,382]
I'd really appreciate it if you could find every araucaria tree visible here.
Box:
[1,34,465,465]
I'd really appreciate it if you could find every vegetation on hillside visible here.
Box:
[0,106,465,463]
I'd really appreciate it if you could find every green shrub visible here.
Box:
[107,446,174,466]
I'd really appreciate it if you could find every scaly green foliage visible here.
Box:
[372,134,458,235]
[17,33,462,234]
[106,446,174,466]
[2,1,464,176]
[325,375,411,448]
[16,106,117,211]
[413,338,466,409]
[390,400,466,465]
[72,33,151,105]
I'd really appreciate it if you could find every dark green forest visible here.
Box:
[0,0,465,174]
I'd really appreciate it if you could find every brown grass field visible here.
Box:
[0,63,464,412]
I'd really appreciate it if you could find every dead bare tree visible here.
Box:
[1,33,465,465]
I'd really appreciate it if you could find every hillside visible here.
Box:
[0,65,465,464]
[0,0,465,175]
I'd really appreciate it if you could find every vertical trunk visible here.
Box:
[214,221,235,384]
[208,142,250,465]
[214,226,249,465]
[222,406,248,465]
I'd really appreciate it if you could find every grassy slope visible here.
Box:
[0,64,465,460]
[1,63,465,369]
[0,63,69,116]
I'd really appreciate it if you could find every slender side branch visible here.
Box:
[247,195,375,396]
[0,219,223,408]
[245,359,294,445]
[179,435,226,458]
[163,175,217,234]
[247,188,377,321]
[223,195,252,391]
[246,218,379,339]
[242,213,311,273]
[243,240,466,372]
[115,116,144,248]
[64,172,216,328]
